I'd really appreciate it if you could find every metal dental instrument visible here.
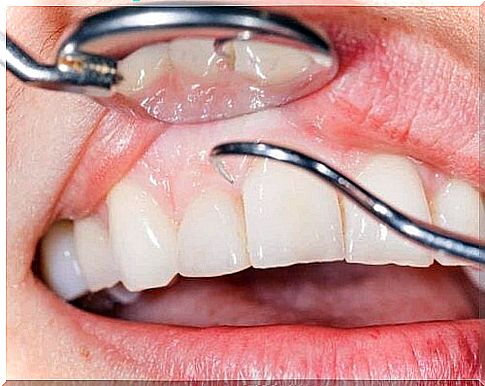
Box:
[9,6,481,263]
[211,142,484,265]
[1,6,337,95]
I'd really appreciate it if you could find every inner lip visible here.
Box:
[18,6,482,380]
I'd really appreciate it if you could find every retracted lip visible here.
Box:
[55,6,479,220]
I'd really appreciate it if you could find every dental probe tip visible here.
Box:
[210,158,236,184]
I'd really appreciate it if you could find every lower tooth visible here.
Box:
[106,283,140,305]
[463,266,485,296]
[432,180,482,266]
[464,266,484,292]
[107,178,178,291]
[344,154,433,267]
[243,159,344,269]
[178,190,250,277]
[74,216,119,292]
[40,221,89,301]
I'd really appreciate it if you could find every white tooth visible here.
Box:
[116,42,170,94]
[178,190,249,277]
[107,178,177,291]
[40,221,89,301]
[344,154,432,267]
[169,38,222,77]
[432,180,482,266]
[243,159,344,268]
[233,40,313,84]
[464,266,484,292]
[74,216,118,292]
[106,283,140,305]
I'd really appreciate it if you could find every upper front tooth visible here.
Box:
[344,154,433,267]
[432,179,482,266]
[243,159,344,269]
[74,216,119,292]
[107,178,178,291]
[40,221,89,301]
[177,189,250,277]
[116,42,170,94]
[233,41,314,85]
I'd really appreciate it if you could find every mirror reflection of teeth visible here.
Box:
[114,39,331,124]
[40,152,482,301]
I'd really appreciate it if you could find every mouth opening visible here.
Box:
[32,12,483,329]
[68,261,479,329]
[19,6,482,380]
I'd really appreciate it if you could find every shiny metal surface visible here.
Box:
[4,32,117,93]
[60,6,334,55]
[2,6,337,95]
[211,142,484,265]
[4,33,61,84]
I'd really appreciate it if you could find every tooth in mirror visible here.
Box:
[111,36,337,123]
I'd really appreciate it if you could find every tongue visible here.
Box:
[79,263,477,327]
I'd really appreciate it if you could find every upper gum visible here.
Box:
[56,96,477,224]
[101,108,458,223]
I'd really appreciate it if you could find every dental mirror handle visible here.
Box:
[2,32,117,92]
[2,33,61,84]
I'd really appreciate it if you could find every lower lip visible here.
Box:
[72,303,481,380]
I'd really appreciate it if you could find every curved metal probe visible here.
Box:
[210,142,484,265]
[1,6,337,94]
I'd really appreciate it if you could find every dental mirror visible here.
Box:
[4,6,339,124]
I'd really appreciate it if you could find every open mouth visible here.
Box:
[9,6,483,381]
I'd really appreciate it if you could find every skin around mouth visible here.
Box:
[6,5,483,381]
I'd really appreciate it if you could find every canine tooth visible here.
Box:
[432,180,482,266]
[74,216,118,292]
[243,159,344,268]
[116,43,170,94]
[107,179,177,291]
[344,155,432,267]
[169,38,222,77]
[178,190,249,277]
[40,221,89,301]
[233,40,313,84]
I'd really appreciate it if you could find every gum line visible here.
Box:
[98,108,449,223]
